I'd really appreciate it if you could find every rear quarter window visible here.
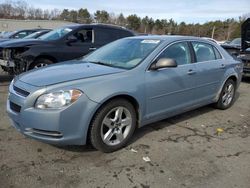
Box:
[213,46,222,59]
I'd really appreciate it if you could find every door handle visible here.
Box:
[89,47,96,51]
[220,64,226,69]
[187,69,196,75]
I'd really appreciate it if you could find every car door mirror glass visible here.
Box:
[151,58,177,70]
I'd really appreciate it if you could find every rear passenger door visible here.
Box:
[191,41,226,101]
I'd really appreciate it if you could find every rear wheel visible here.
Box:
[215,79,236,110]
[89,99,137,153]
[29,58,53,70]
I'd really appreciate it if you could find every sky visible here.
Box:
[3,0,250,23]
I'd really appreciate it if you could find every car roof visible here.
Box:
[63,24,134,32]
[126,35,211,42]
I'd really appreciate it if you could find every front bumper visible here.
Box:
[6,80,98,145]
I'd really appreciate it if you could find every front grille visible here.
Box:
[13,85,30,97]
[9,101,21,113]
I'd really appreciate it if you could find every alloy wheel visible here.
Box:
[101,106,132,146]
[222,83,234,106]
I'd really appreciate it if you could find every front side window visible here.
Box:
[71,29,93,43]
[192,42,216,62]
[84,38,161,69]
[157,42,191,65]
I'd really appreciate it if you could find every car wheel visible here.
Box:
[29,58,53,70]
[89,99,137,153]
[215,79,236,110]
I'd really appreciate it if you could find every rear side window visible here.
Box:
[119,30,134,38]
[158,42,191,65]
[192,42,216,62]
[95,28,133,44]
[98,28,116,43]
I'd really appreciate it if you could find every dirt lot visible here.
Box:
[0,70,250,188]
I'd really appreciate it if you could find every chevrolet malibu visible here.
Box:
[7,36,243,152]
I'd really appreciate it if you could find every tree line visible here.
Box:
[0,0,249,41]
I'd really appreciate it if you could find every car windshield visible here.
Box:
[230,38,241,45]
[84,38,161,69]
[38,27,72,41]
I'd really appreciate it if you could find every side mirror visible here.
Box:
[66,36,78,44]
[150,58,177,70]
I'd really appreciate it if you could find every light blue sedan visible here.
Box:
[7,36,243,152]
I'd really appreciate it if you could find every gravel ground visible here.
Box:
[0,70,250,188]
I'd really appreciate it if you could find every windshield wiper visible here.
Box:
[89,61,114,67]
[88,61,128,70]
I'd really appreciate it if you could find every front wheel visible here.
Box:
[89,99,137,153]
[29,58,53,70]
[215,79,236,110]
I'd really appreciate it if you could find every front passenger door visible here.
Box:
[64,29,95,60]
[145,42,197,119]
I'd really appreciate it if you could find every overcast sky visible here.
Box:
[4,0,250,23]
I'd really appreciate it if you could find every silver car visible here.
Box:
[7,36,243,152]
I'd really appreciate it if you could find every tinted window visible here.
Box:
[72,29,93,43]
[192,42,216,62]
[98,28,115,42]
[118,30,134,38]
[158,42,191,65]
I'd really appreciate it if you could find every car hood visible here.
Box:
[0,38,11,43]
[0,39,45,48]
[18,61,126,87]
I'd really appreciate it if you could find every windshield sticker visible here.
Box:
[141,40,160,44]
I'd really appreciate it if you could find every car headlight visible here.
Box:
[35,89,82,109]
[10,79,14,86]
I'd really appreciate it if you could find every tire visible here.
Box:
[215,79,236,110]
[29,58,53,70]
[89,99,137,153]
